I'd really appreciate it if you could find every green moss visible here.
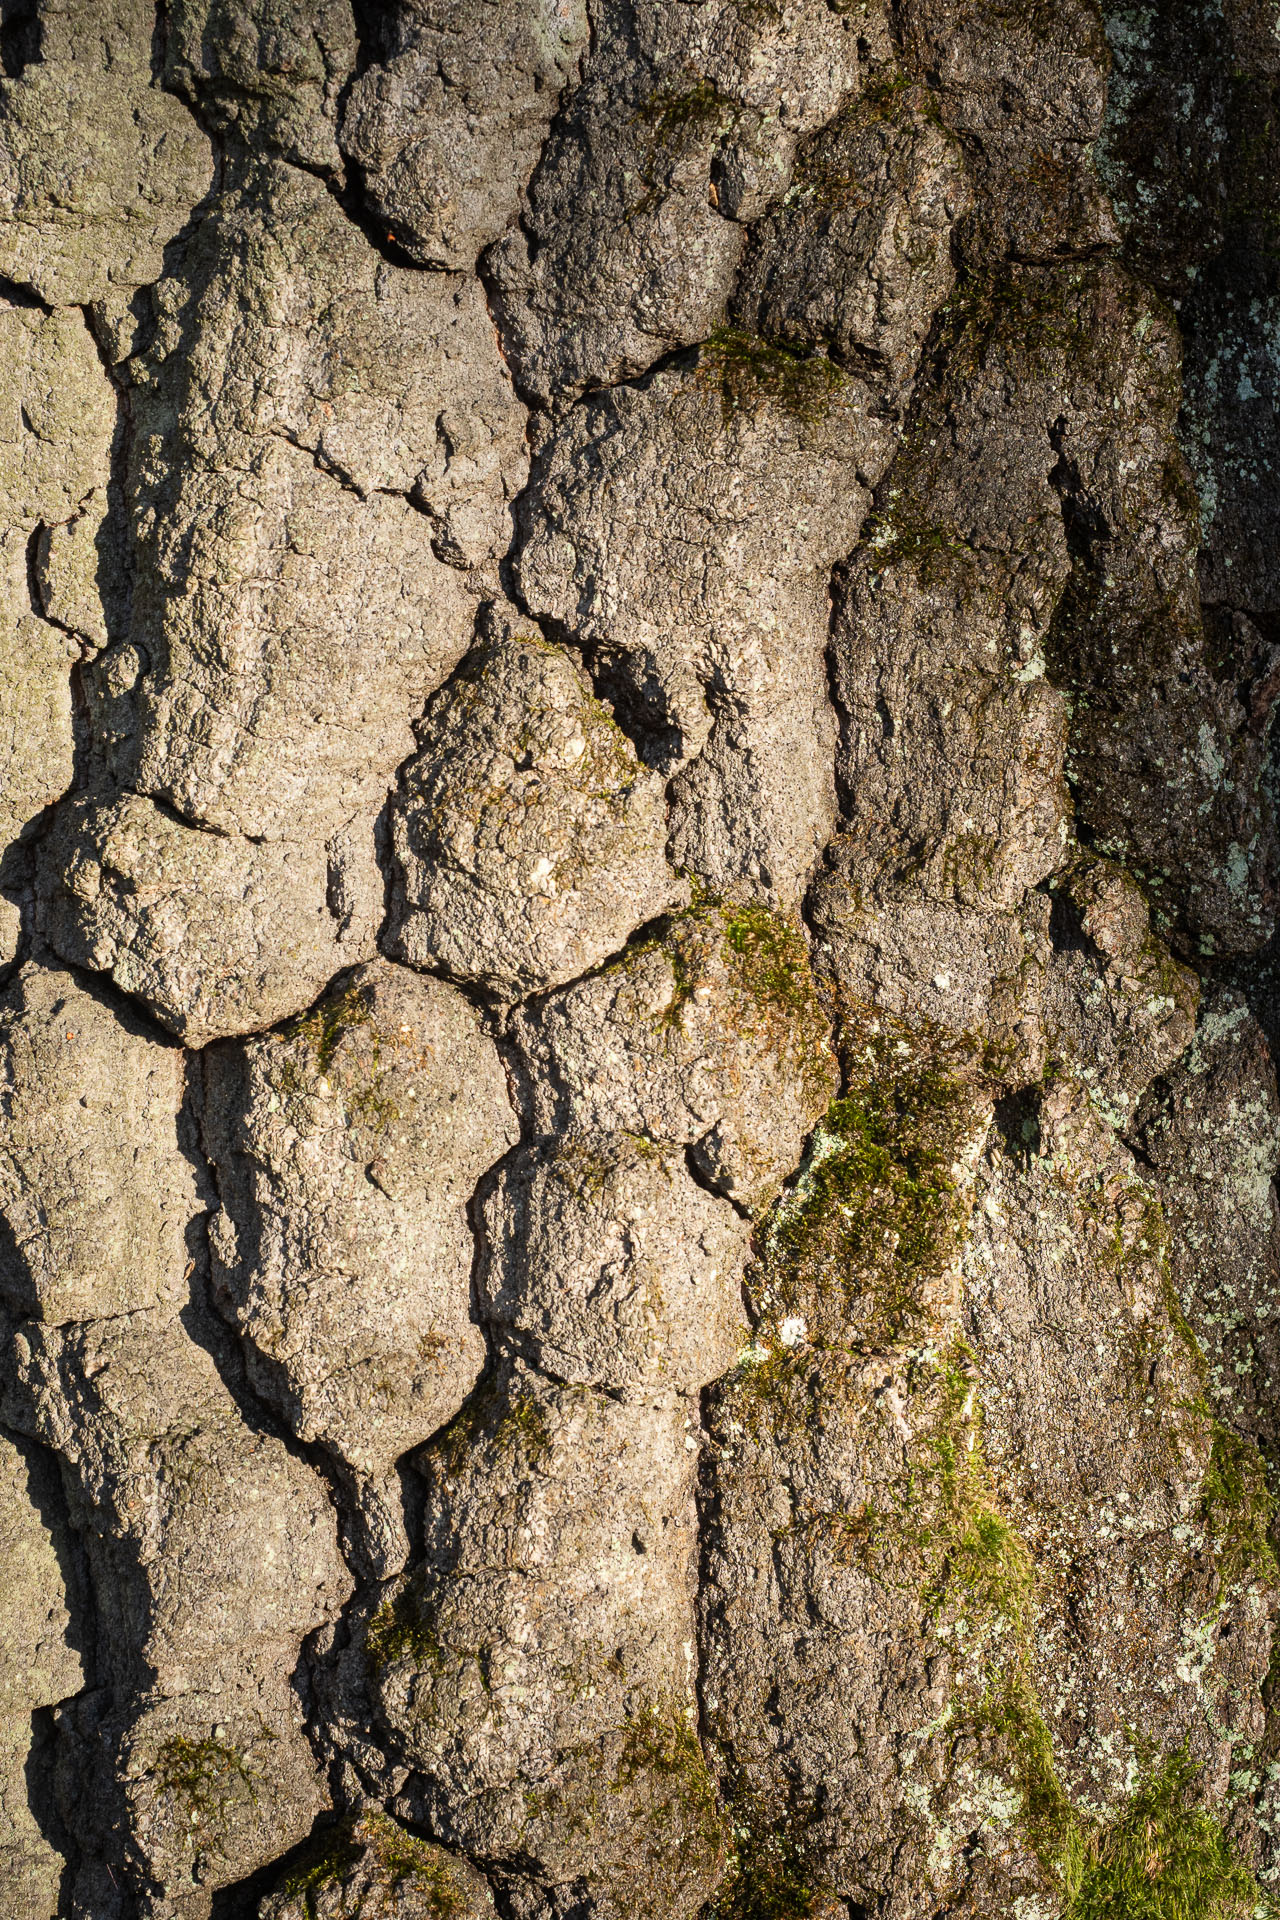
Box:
[726,0,783,26]
[786,75,939,209]
[1108,1193,1277,1566]
[545,1130,670,1204]
[633,78,736,149]
[273,1810,475,1919]
[697,329,846,425]
[856,67,918,121]
[646,895,832,1112]
[862,516,971,578]
[721,904,815,1022]
[368,1380,560,1676]
[719,902,833,1101]
[931,1387,1274,1917]
[939,262,1136,397]
[755,1041,974,1347]
[501,1390,555,1464]
[427,1373,557,1490]
[518,1700,725,1897]
[287,983,373,1078]
[1058,1749,1273,1920]
[917,1387,1272,1920]
[627,80,737,219]
[715,1328,1274,1914]
[1200,1421,1278,1594]
[278,979,405,1137]
[151,1735,256,1827]
[707,1810,823,1920]
[365,1577,449,1672]
[271,1820,364,1918]
[611,1702,725,1865]
[786,143,868,212]
[363,1812,475,1917]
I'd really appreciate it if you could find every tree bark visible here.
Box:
[1,1,1278,1915]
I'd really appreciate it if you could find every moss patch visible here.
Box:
[696,329,846,424]
[518,1698,725,1903]
[270,1820,364,1918]
[720,1325,1272,1908]
[633,78,736,150]
[272,1808,476,1919]
[365,1576,449,1672]
[1058,1749,1273,1920]
[611,1702,725,1867]
[366,1381,557,1675]
[278,978,404,1137]
[785,74,940,211]
[1200,1420,1278,1596]
[922,1380,1275,1918]
[286,983,373,1079]
[652,894,834,1113]
[752,1034,977,1347]
[151,1735,256,1829]
[431,1374,555,1483]
[718,902,834,1103]
[706,1805,825,1920]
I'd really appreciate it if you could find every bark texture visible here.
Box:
[0,1,1278,1917]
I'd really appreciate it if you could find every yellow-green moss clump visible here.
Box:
[1200,1420,1278,1596]
[269,1821,364,1918]
[706,1805,825,1920]
[151,1734,256,1827]
[517,1699,725,1913]
[269,1808,479,1919]
[752,1032,979,1348]
[278,977,402,1135]
[717,901,834,1101]
[286,981,372,1075]
[611,1701,726,1869]
[364,1575,450,1673]
[655,894,835,1115]
[921,1375,1277,1919]
[633,79,736,150]
[712,1306,1277,1917]
[1057,1749,1273,1920]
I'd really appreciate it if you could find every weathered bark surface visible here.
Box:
[0,1,1278,1916]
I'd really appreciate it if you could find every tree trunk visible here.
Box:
[1,1,1278,1915]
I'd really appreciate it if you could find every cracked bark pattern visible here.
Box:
[0,1,1278,1917]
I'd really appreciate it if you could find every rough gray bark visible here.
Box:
[0,1,1278,1917]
